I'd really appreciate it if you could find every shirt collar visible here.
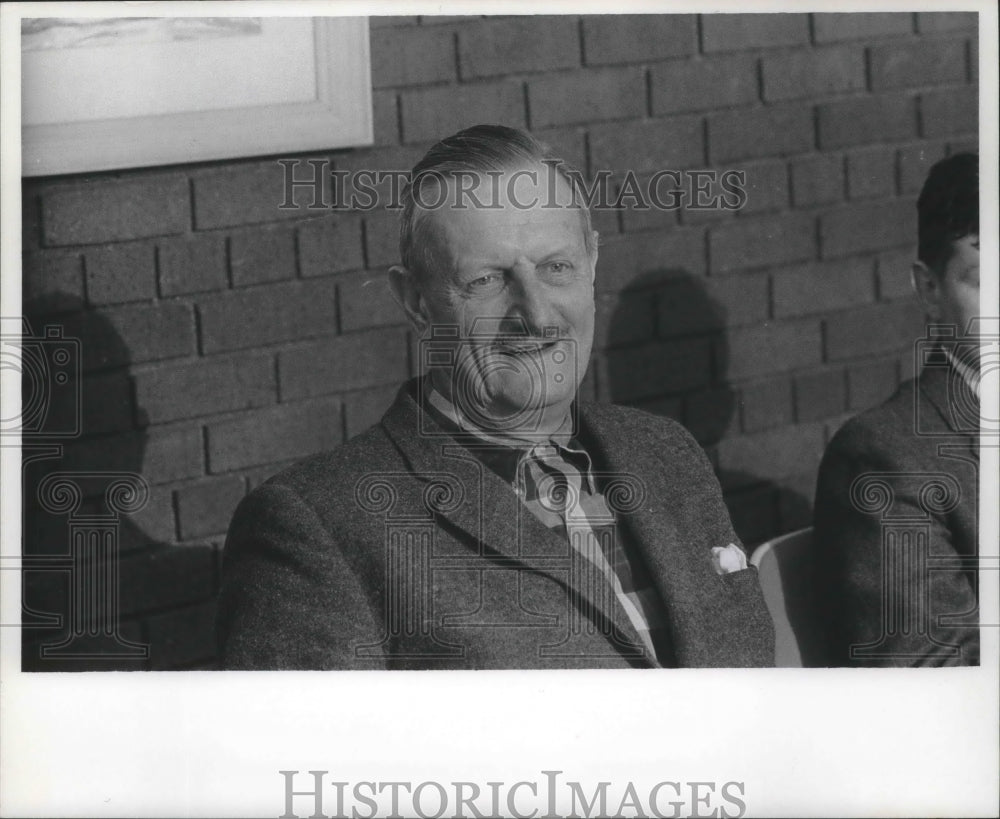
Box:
[944,347,981,400]
[426,386,597,491]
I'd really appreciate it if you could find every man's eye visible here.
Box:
[545,262,572,274]
[468,273,502,289]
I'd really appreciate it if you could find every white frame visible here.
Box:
[21,16,372,176]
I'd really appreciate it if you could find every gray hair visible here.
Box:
[399,124,595,281]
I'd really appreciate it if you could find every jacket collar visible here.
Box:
[378,378,649,660]
[917,351,980,461]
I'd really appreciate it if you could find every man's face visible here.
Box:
[937,233,980,340]
[417,164,597,433]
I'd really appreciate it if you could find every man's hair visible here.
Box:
[917,152,978,275]
[399,124,594,281]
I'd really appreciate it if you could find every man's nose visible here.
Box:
[505,271,558,335]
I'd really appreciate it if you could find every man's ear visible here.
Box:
[388,264,430,333]
[589,230,600,282]
[911,260,944,321]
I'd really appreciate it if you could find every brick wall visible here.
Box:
[20,12,979,669]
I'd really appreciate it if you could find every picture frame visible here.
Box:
[21,15,372,176]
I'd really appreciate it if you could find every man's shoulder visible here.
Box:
[824,377,924,465]
[582,400,697,444]
[261,419,402,500]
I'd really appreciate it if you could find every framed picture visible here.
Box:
[21,16,372,176]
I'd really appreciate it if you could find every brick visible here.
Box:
[22,251,84,309]
[684,387,739,445]
[401,81,525,143]
[820,199,915,259]
[531,127,587,174]
[344,385,399,439]
[897,140,949,193]
[193,162,330,230]
[794,367,846,422]
[230,227,296,287]
[40,176,189,246]
[583,15,696,65]
[84,242,156,305]
[133,352,276,424]
[339,270,407,332]
[81,369,134,435]
[122,485,177,548]
[651,53,758,116]
[371,90,400,146]
[740,377,794,432]
[762,45,865,102]
[773,257,876,318]
[146,600,219,670]
[595,290,656,349]
[825,300,925,361]
[818,94,916,149]
[812,13,913,43]
[143,424,205,483]
[618,179,681,234]
[597,227,706,292]
[709,212,814,274]
[876,248,917,300]
[528,68,645,129]
[589,116,704,174]
[364,209,400,269]
[848,357,900,410]
[207,398,342,472]
[601,338,713,402]
[297,214,365,277]
[921,87,977,138]
[198,279,338,354]
[739,160,789,214]
[279,327,410,400]
[915,12,977,33]
[728,319,822,380]
[846,146,897,200]
[790,154,844,207]
[61,423,203,484]
[716,422,825,483]
[175,475,247,540]
[372,26,455,87]
[659,273,769,336]
[871,38,966,90]
[459,17,578,79]
[371,16,419,28]
[969,35,979,82]
[158,234,227,296]
[118,544,215,616]
[96,303,196,369]
[702,13,809,52]
[708,105,813,163]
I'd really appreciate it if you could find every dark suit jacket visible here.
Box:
[814,357,979,666]
[217,378,775,669]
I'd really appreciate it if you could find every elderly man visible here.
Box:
[217,125,774,669]
[814,153,981,667]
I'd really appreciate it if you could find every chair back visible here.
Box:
[751,527,829,667]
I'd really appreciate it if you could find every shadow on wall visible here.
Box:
[603,270,812,548]
[20,293,217,671]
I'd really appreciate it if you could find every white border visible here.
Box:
[2,1,997,817]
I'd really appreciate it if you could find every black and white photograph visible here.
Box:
[1,1,997,816]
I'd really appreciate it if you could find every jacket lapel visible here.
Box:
[379,380,646,656]
[918,356,979,462]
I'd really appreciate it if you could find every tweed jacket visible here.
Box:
[217,378,775,669]
[814,357,979,666]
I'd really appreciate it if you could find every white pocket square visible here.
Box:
[711,543,748,575]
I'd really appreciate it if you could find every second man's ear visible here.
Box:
[911,260,943,321]
[388,265,430,333]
